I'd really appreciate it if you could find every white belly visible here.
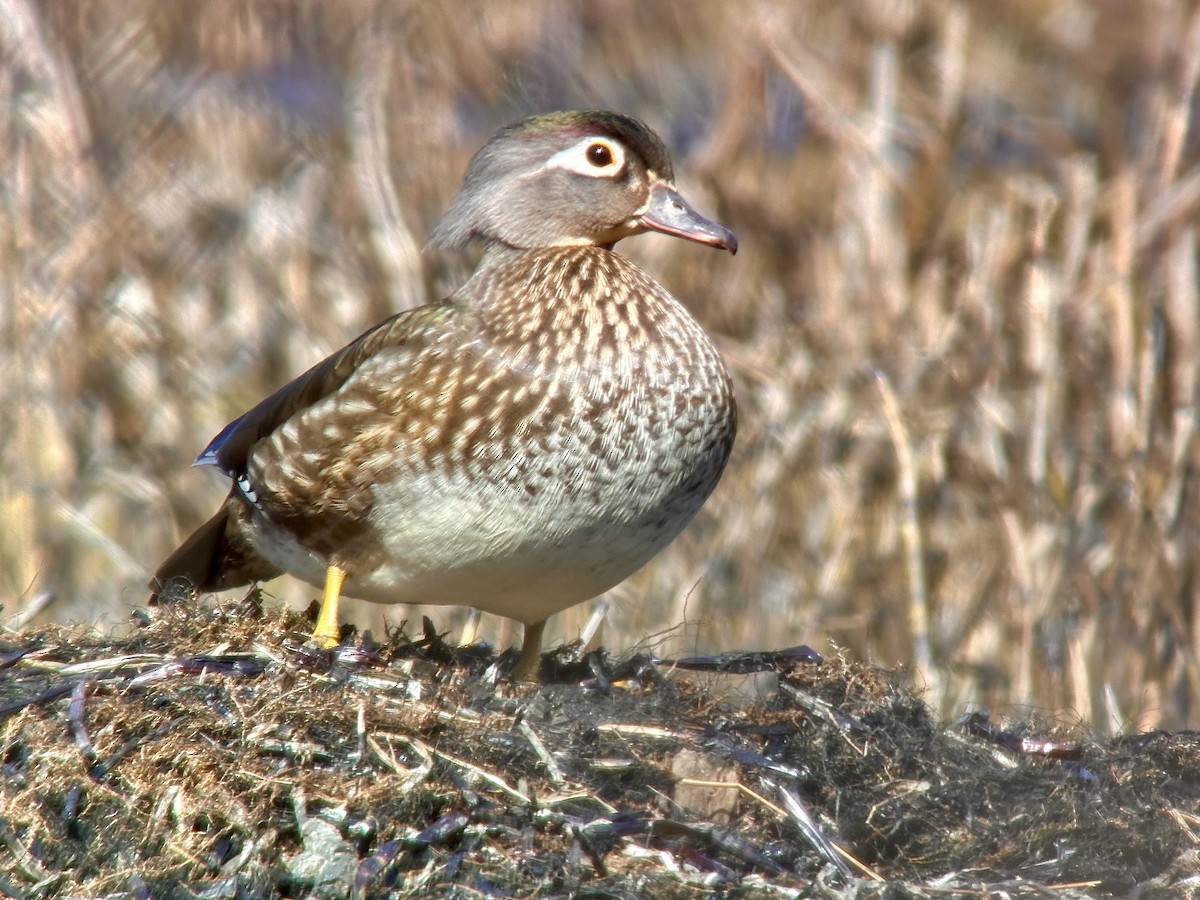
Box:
[247,414,726,625]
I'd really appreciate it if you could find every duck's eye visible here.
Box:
[586,142,614,167]
[546,137,625,176]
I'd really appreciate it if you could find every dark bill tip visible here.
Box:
[638,182,738,254]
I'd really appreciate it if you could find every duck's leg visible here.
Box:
[511,619,546,682]
[311,564,346,647]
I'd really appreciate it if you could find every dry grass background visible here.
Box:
[4,0,1200,731]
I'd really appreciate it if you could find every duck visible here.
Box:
[152,109,738,680]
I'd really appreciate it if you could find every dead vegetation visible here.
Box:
[7,0,1200,728]
[2,593,1199,897]
[3,2,1200,889]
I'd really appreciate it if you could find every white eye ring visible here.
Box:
[545,137,626,177]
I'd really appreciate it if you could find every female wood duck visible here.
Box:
[153,110,737,679]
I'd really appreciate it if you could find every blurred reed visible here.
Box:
[3,0,1200,729]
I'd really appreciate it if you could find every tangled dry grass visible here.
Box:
[2,593,1199,897]
[4,0,1200,744]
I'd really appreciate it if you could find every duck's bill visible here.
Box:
[638,182,738,254]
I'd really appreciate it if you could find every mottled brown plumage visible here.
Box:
[153,110,737,678]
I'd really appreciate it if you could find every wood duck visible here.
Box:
[152,110,738,679]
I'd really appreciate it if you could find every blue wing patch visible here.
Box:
[194,414,246,474]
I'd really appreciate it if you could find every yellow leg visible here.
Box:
[511,619,546,682]
[310,564,346,648]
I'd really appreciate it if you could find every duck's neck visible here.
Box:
[476,240,614,270]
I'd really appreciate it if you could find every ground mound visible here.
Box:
[1,595,1197,898]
